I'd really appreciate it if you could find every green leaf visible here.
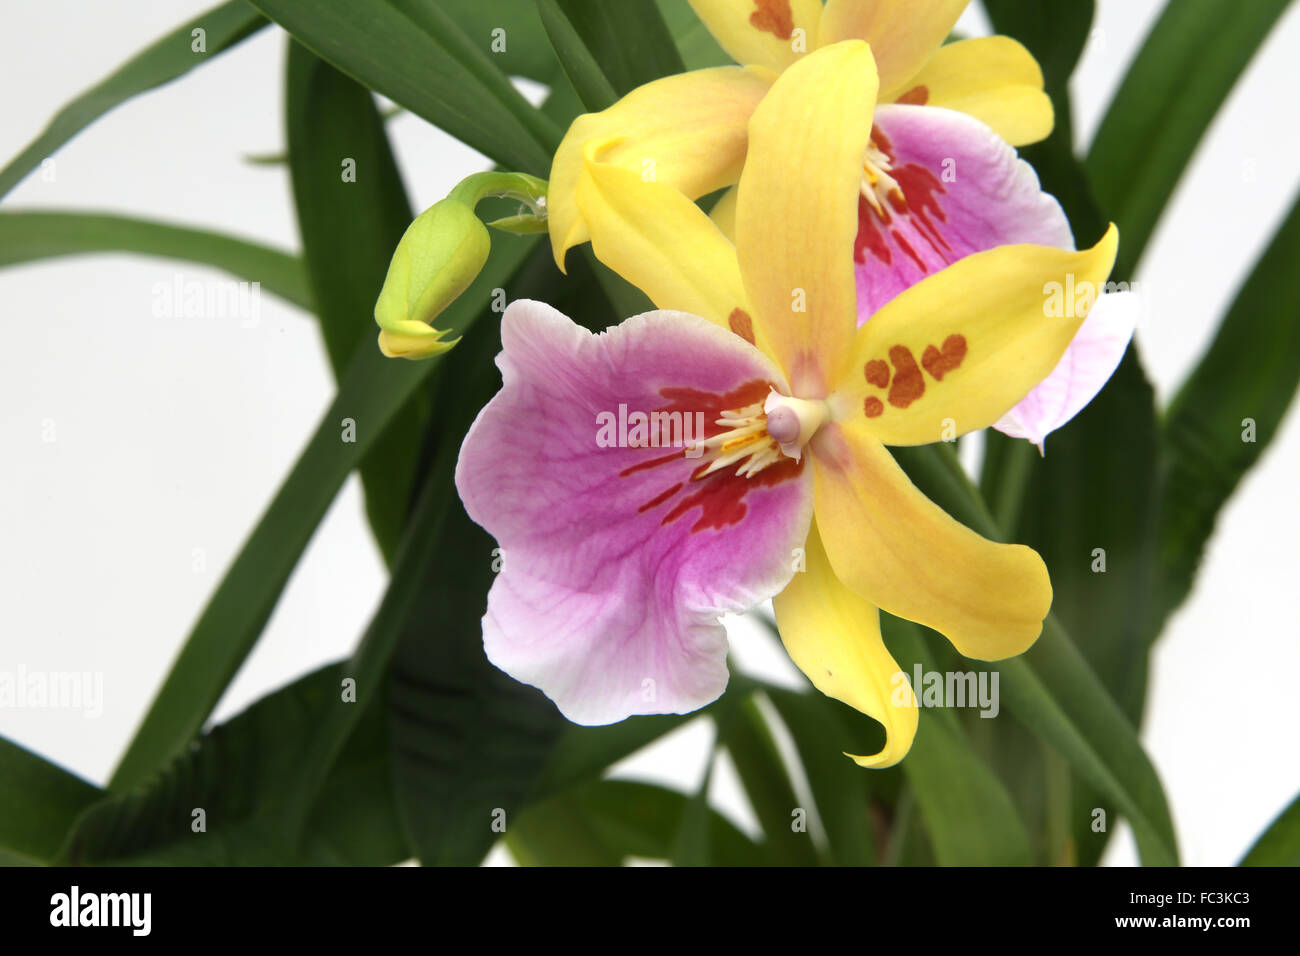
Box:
[535,0,618,111]
[437,0,559,82]
[882,618,1033,866]
[658,0,732,70]
[0,1,265,199]
[1240,792,1300,866]
[537,0,686,111]
[764,688,876,866]
[247,0,559,175]
[0,738,101,865]
[899,444,1179,866]
[1087,0,1292,276]
[285,43,425,564]
[512,779,765,866]
[0,210,310,310]
[720,696,819,865]
[61,664,409,865]
[107,234,539,793]
[384,314,566,867]
[1155,192,1300,635]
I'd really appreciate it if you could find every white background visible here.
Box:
[1,0,1297,867]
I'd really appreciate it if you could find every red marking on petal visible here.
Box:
[749,0,794,39]
[618,379,804,533]
[895,86,930,106]
[854,194,893,267]
[638,482,683,513]
[922,334,967,381]
[864,359,890,389]
[891,229,929,273]
[863,396,884,418]
[854,126,953,273]
[887,346,925,408]
[729,308,756,345]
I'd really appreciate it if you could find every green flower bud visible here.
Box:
[374,171,549,360]
[374,198,489,359]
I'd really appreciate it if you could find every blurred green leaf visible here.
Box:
[61,665,409,865]
[585,779,765,864]
[765,688,876,866]
[1088,0,1293,276]
[658,0,732,70]
[0,738,101,865]
[1155,191,1300,634]
[537,0,685,111]
[107,235,539,793]
[881,618,1034,866]
[900,444,1179,866]
[721,696,819,865]
[286,43,425,564]
[1240,791,1300,866]
[384,313,565,867]
[0,1,265,199]
[247,0,559,175]
[0,210,310,310]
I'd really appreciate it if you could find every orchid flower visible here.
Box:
[548,0,1136,448]
[457,42,1118,766]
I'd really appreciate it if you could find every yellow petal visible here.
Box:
[818,0,968,98]
[578,157,775,353]
[774,522,918,767]
[810,425,1051,660]
[735,40,878,396]
[548,67,771,271]
[830,227,1119,446]
[891,36,1053,146]
[687,0,823,72]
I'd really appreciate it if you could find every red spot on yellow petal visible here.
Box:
[922,334,967,381]
[729,308,756,345]
[895,86,930,106]
[887,346,925,409]
[749,0,794,40]
[863,396,884,418]
[864,359,890,389]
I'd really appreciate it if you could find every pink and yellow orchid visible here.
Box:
[549,0,1136,448]
[456,43,1118,766]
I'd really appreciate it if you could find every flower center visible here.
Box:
[691,400,783,479]
[861,139,905,220]
[691,391,828,478]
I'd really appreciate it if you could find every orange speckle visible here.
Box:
[895,86,930,106]
[922,334,967,381]
[863,396,884,418]
[887,346,925,408]
[728,308,756,345]
[864,359,890,389]
[749,0,794,40]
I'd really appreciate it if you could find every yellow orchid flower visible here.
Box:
[457,41,1118,766]
[548,0,1053,271]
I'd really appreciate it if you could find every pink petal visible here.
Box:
[994,291,1141,448]
[455,300,814,724]
[855,104,1074,320]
